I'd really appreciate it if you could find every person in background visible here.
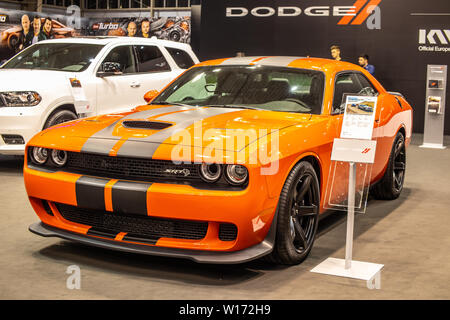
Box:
[31,16,46,44]
[330,45,342,61]
[358,54,375,75]
[127,21,137,37]
[18,14,33,51]
[139,19,151,38]
[42,17,54,40]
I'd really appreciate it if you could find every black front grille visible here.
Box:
[218,223,238,241]
[56,203,208,241]
[122,121,173,130]
[65,152,201,183]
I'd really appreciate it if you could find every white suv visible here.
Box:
[0,36,199,155]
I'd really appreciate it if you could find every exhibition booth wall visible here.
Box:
[194,0,450,135]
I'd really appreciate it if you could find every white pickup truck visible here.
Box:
[0,36,199,155]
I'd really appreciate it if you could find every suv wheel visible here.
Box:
[44,109,77,129]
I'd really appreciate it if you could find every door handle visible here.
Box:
[130,81,141,88]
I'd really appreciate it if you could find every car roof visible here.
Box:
[196,56,361,73]
[37,36,193,49]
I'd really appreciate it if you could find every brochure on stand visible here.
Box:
[340,95,378,140]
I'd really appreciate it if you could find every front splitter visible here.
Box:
[29,222,275,264]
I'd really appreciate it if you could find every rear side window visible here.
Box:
[134,45,171,73]
[165,47,195,69]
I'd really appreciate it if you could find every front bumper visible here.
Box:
[0,106,44,155]
[29,221,275,264]
[25,160,279,260]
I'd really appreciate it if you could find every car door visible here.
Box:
[132,44,181,100]
[95,45,143,115]
[327,71,380,203]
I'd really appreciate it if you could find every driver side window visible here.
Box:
[101,45,136,74]
[332,72,375,114]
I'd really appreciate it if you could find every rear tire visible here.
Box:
[267,161,320,265]
[371,132,406,200]
[44,109,77,129]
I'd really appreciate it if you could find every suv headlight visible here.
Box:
[0,91,41,107]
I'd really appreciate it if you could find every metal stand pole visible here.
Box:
[345,162,356,269]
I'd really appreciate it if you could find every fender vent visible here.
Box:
[122,121,172,130]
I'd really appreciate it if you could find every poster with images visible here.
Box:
[340,95,378,140]
[0,8,191,64]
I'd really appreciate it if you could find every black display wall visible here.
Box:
[194,0,450,134]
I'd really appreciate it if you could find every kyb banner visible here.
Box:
[418,29,450,53]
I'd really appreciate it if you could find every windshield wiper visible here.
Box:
[207,104,261,110]
[150,101,191,107]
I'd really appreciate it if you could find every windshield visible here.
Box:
[1,43,104,72]
[152,65,325,114]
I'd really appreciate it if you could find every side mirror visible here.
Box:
[96,62,123,77]
[144,90,159,103]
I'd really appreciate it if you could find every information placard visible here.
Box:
[340,95,378,140]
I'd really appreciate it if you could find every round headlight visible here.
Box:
[51,149,67,167]
[31,147,48,165]
[225,165,248,185]
[199,163,222,182]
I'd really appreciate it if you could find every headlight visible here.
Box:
[199,163,222,182]
[225,165,248,185]
[0,91,41,107]
[30,147,48,165]
[51,149,67,167]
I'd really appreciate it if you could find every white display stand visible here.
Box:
[311,149,383,289]
[420,65,447,149]
[311,95,384,289]
[311,258,383,289]
[419,143,446,150]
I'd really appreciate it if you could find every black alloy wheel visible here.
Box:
[392,137,406,193]
[289,173,319,253]
[370,132,406,200]
[267,161,320,265]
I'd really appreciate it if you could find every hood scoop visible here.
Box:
[122,120,173,130]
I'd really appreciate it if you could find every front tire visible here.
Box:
[267,161,320,265]
[44,109,77,129]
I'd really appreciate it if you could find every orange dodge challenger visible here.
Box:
[25,57,413,265]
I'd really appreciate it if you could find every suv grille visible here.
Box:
[56,203,208,241]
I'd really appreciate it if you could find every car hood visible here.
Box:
[0,69,77,91]
[33,105,313,161]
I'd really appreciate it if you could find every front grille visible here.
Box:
[56,203,208,241]
[65,152,201,183]
[122,121,173,130]
[218,223,238,241]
